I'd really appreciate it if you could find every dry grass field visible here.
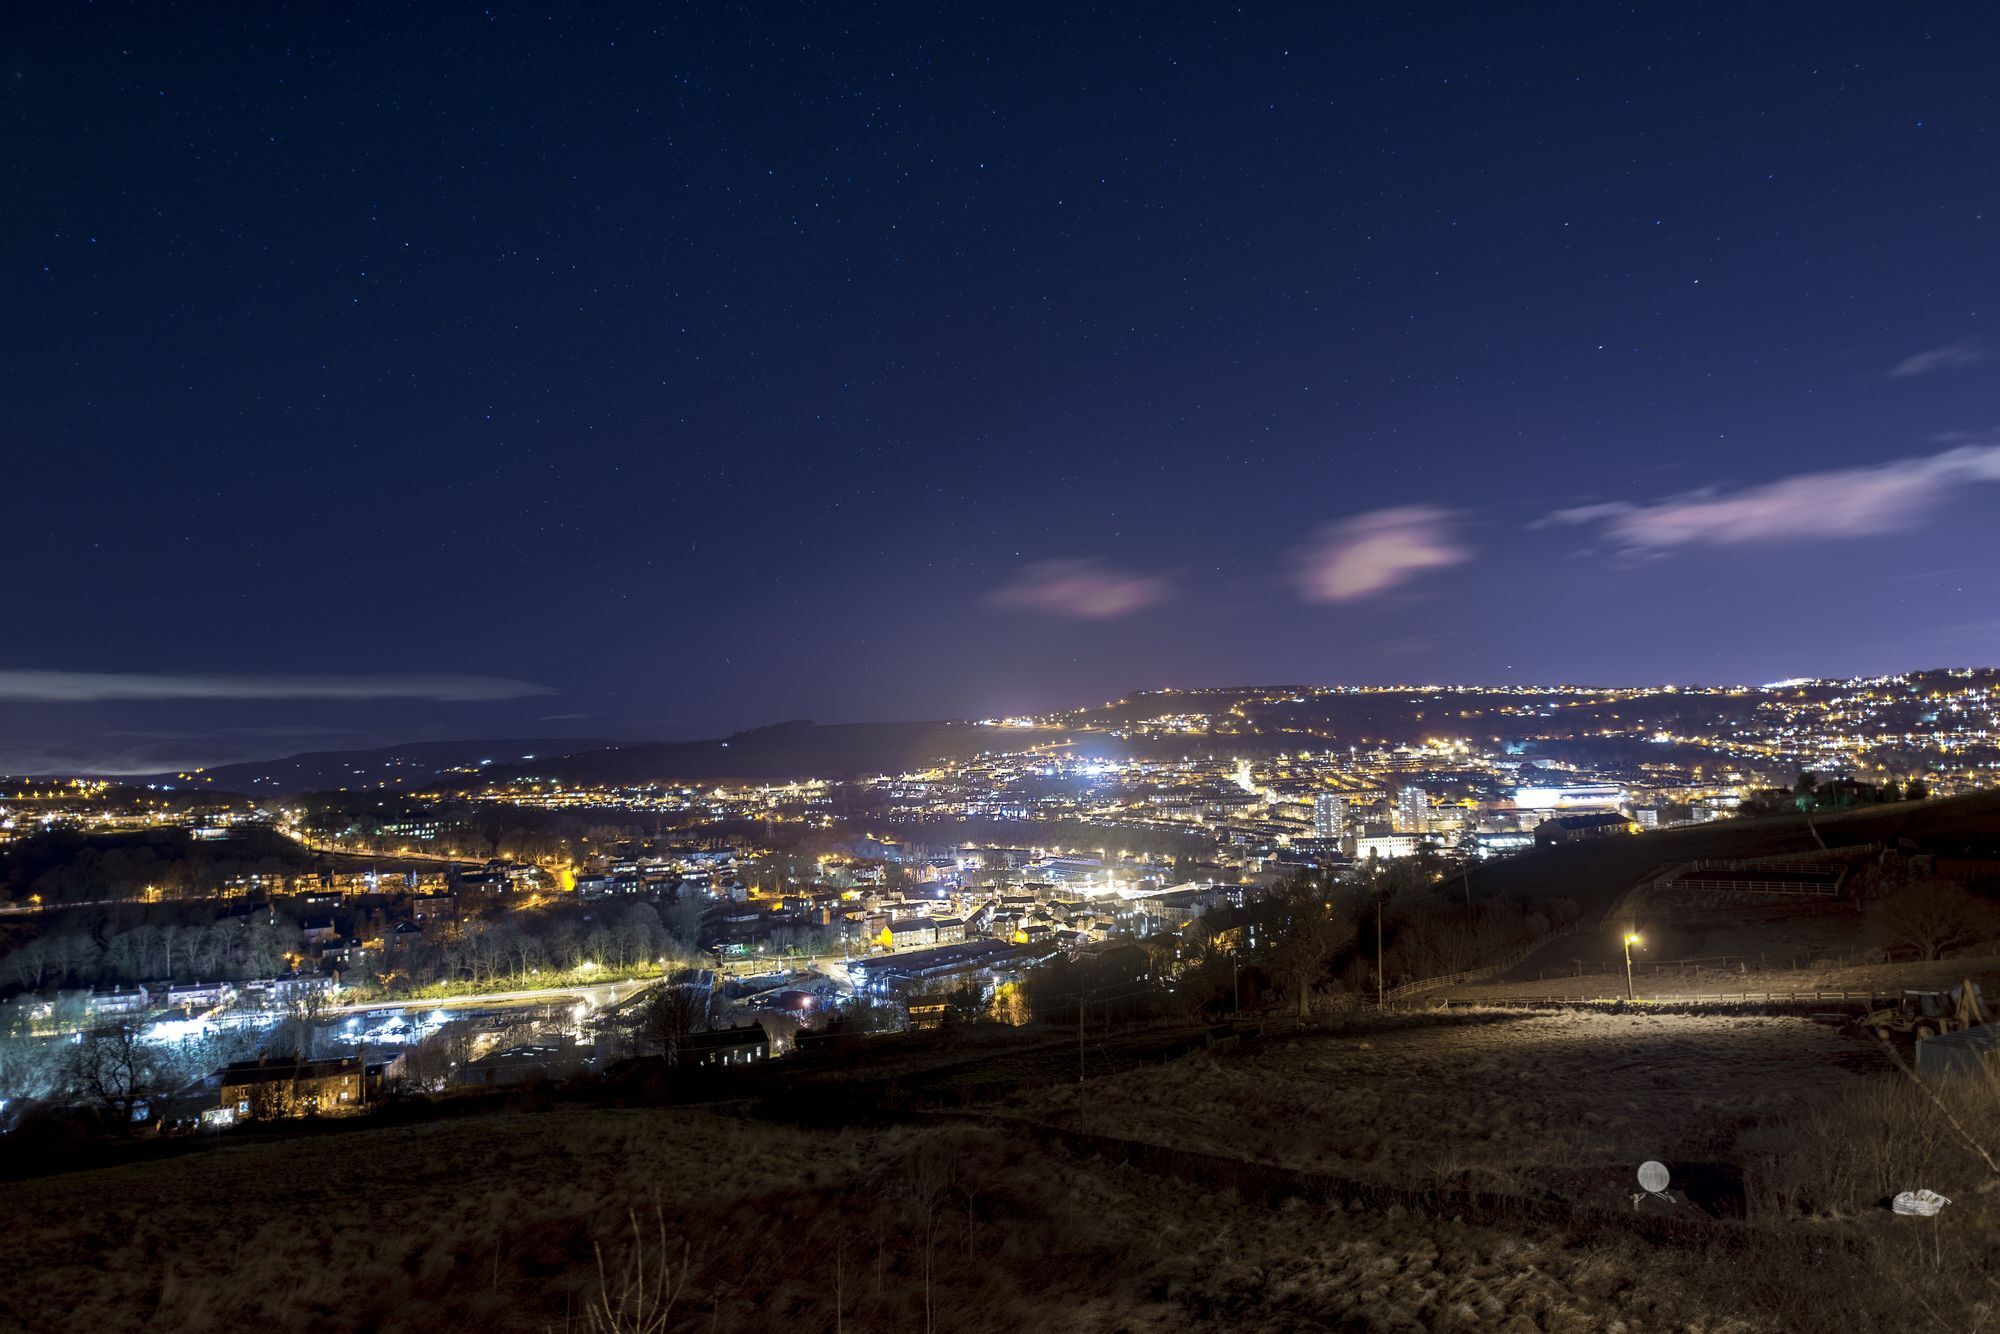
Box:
[0,1098,1666,1334]
[5,1008,1999,1332]
[1013,1006,2000,1329]
[1018,1009,1872,1206]
[0,1100,1780,1334]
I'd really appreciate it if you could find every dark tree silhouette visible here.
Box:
[1259,879,1357,1019]
[1871,879,1997,961]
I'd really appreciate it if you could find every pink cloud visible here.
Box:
[1294,506,1470,603]
[1542,443,2000,553]
[989,559,1169,619]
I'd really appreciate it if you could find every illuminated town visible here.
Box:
[4,671,1994,1075]
[11,0,2000,1325]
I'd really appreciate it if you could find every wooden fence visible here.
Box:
[1604,844,1881,926]
[1530,947,1870,981]
[1441,989,1892,1009]
[1378,922,1578,1005]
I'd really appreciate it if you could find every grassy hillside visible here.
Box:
[0,827,466,906]
[1459,790,2000,916]
[0,827,315,905]
[137,739,615,796]
[3,1096,1671,1333]
[6,1008,1994,1332]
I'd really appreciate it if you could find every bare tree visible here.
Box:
[156,922,183,980]
[1261,881,1356,1019]
[394,1023,475,1093]
[3,938,51,990]
[660,895,706,954]
[0,1029,65,1104]
[283,985,329,1060]
[901,1145,957,1334]
[637,979,709,1066]
[42,933,98,987]
[1143,924,1230,1020]
[65,1023,153,1126]
[1872,879,1998,961]
[840,992,900,1036]
[584,1205,688,1334]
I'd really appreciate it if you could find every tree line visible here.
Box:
[353,898,707,995]
[4,912,298,991]
[1018,861,1583,1025]
[0,890,710,999]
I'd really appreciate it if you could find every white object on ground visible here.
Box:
[1893,1189,1952,1216]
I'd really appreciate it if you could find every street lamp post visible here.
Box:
[1623,932,1641,1001]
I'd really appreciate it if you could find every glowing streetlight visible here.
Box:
[1623,932,1641,1001]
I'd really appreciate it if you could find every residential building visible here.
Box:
[215,1057,366,1121]
[686,1025,770,1067]
[1395,785,1431,834]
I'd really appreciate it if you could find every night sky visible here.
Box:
[7,4,1999,773]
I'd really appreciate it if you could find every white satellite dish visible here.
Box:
[1637,1161,1670,1193]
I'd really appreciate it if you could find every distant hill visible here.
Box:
[135,739,615,796]
[117,719,1064,797]
[101,667,2000,796]
[469,719,1047,788]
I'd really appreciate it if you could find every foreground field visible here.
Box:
[1012,1007,2000,1328]
[4,1009,1998,1331]
[1018,1010,1874,1208]
[0,1100,1689,1333]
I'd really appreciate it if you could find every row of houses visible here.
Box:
[201,1021,784,1128]
[18,973,335,1027]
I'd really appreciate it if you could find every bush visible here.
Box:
[1741,1079,1953,1217]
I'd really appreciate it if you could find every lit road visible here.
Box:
[0,899,121,915]
[323,976,658,1017]
[270,823,473,865]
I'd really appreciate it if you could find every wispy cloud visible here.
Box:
[1891,340,1992,377]
[1539,442,2000,554]
[988,559,1169,620]
[1294,506,1470,602]
[0,670,555,703]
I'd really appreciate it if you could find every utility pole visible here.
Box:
[1077,990,1087,1085]
[1375,894,1384,1008]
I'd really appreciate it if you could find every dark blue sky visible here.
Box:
[7,3,1999,772]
